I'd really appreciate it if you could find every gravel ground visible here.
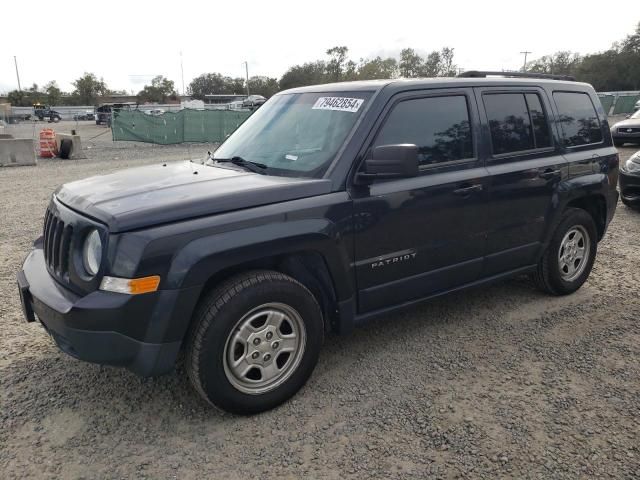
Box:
[1,124,639,479]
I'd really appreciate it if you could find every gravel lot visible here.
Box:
[1,122,639,479]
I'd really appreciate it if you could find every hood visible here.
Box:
[612,117,640,129]
[55,161,332,232]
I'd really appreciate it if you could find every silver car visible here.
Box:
[612,109,640,147]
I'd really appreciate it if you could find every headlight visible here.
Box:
[625,159,640,173]
[82,229,102,276]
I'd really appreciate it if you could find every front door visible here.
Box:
[350,89,489,313]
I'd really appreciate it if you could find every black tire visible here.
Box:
[621,196,640,211]
[532,208,598,295]
[59,138,72,159]
[186,270,324,414]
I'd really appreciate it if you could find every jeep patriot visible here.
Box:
[18,72,619,413]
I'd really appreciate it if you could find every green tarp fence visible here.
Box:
[598,95,615,115]
[112,109,252,144]
[612,95,640,115]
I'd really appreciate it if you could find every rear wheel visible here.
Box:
[532,208,597,295]
[186,270,324,414]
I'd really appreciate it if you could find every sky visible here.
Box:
[1,0,638,95]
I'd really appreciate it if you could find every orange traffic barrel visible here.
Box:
[39,129,58,158]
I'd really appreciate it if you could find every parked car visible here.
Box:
[96,102,137,126]
[611,109,640,147]
[73,110,96,121]
[619,150,640,209]
[242,95,267,108]
[34,106,61,122]
[18,72,619,414]
[143,109,165,116]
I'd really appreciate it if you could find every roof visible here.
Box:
[280,76,591,95]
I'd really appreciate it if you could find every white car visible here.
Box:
[634,100,640,112]
[144,109,165,116]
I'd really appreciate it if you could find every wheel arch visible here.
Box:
[565,193,607,240]
[196,251,341,333]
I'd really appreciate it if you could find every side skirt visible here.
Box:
[352,264,537,327]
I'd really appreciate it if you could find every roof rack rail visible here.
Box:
[457,70,576,81]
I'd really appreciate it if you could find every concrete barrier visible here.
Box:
[55,133,86,159]
[0,138,36,167]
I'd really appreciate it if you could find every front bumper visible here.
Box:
[18,245,200,376]
[620,170,640,206]
[612,132,640,143]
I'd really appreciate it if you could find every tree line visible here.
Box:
[187,46,457,100]
[6,73,179,107]
[524,23,640,91]
[5,22,639,107]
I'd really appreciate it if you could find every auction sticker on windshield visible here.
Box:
[312,97,364,113]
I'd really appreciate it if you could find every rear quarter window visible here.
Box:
[553,92,603,147]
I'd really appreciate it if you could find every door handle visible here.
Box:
[452,184,483,196]
[539,168,561,180]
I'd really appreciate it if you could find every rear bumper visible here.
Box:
[18,246,200,376]
[620,170,640,206]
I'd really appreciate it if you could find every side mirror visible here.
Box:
[357,144,419,182]
[626,114,631,119]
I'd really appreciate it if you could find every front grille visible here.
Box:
[43,208,74,277]
[619,127,640,133]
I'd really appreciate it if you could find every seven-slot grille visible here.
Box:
[619,127,640,133]
[43,208,74,277]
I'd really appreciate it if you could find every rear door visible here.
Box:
[477,87,568,276]
[551,90,611,178]
[350,88,490,313]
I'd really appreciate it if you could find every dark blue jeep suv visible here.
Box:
[18,72,619,413]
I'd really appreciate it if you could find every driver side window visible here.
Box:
[374,95,474,167]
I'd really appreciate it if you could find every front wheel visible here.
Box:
[186,270,324,414]
[532,208,597,295]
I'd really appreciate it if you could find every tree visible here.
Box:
[422,51,441,77]
[357,57,398,79]
[526,51,582,76]
[72,73,107,105]
[188,73,246,100]
[137,75,177,103]
[44,81,62,106]
[438,47,457,76]
[7,90,29,106]
[279,61,328,90]
[399,48,423,77]
[326,46,349,81]
[247,76,279,98]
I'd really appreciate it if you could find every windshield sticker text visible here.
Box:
[312,97,364,113]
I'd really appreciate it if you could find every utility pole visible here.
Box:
[520,51,532,71]
[14,56,22,91]
[242,61,250,97]
[180,51,185,96]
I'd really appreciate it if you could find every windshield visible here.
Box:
[213,91,372,177]
[631,110,640,119]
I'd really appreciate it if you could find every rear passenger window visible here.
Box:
[483,93,552,155]
[553,92,603,147]
[374,95,473,166]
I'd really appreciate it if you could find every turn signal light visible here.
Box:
[100,275,161,295]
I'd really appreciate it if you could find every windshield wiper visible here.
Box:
[214,156,268,174]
